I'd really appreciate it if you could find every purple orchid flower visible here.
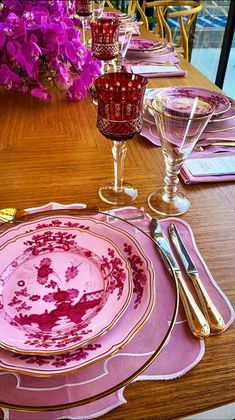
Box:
[0,0,101,101]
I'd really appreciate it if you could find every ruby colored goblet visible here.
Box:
[90,18,119,73]
[75,0,93,45]
[94,72,148,205]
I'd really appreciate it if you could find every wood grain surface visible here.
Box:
[0,28,234,419]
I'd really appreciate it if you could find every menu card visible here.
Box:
[130,64,181,74]
[185,155,235,177]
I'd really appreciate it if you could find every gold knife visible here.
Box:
[168,223,225,333]
[150,218,210,338]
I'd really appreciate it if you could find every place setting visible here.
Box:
[0,201,234,420]
[123,37,186,78]
[141,86,235,184]
[0,73,234,419]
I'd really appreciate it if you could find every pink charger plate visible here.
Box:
[0,220,134,355]
[0,215,155,375]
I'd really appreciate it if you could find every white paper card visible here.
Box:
[130,65,180,74]
[185,155,235,176]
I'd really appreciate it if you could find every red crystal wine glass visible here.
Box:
[75,0,93,44]
[90,18,119,73]
[94,72,148,205]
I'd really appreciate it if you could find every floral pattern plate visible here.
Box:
[102,11,131,21]
[128,38,165,51]
[0,222,133,355]
[146,86,231,116]
[0,215,155,376]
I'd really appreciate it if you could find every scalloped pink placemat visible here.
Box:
[1,203,234,420]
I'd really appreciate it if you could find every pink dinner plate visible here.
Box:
[128,38,165,52]
[102,11,131,21]
[0,220,133,355]
[0,215,155,376]
[146,86,231,116]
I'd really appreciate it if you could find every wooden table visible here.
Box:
[0,39,234,419]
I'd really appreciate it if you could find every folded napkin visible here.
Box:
[2,203,234,420]
[132,21,140,35]
[125,63,186,78]
[180,152,235,184]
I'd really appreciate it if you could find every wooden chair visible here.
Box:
[142,0,202,61]
[105,0,115,10]
[127,1,149,28]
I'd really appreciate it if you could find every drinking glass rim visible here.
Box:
[149,96,215,121]
[94,73,148,92]
[90,17,119,26]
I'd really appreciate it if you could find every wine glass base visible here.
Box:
[148,190,190,216]
[99,182,138,205]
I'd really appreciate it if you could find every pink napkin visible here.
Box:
[2,204,234,420]
[141,121,235,150]
[132,21,140,35]
[141,123,235,183]
[180,151,235,184]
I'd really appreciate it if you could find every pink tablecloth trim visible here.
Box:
[2,203,234,420]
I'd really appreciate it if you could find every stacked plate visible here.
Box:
[126,38,174,59]
[0,213,156,377]
[143,86,235,150]
[102,10,132,23]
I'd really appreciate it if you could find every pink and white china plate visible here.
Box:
[102,11,131,21]
[0,221,133,355]
[146,87,231,116]
[0,215,155,376]
[126,39,174,58]
[128,38,165,52]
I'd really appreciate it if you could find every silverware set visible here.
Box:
[150,218,225,338]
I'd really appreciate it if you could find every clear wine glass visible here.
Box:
[90,17,119,74]
[92,0,105,19]
[116,21,134,71]
[75,0,93,45]
[94,72,148,205]
[148,90,215,216]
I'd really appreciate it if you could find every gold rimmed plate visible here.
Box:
[0,220,134,355]
[0,213,156,375]
[0,209,179,413]
[145,87,231,116]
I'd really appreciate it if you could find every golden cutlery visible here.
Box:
[150,218,210,338]
[169,223,225,333]
[194,142,235,151]
[0,207,100,224]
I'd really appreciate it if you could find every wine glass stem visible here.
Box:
[81,16,86,45]
[112,141,127,193]
[163,159,181,201]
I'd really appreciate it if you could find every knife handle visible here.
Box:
[175,272,210,338]
[189,273,225,333]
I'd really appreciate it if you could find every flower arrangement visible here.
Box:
[0,0,101,101]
